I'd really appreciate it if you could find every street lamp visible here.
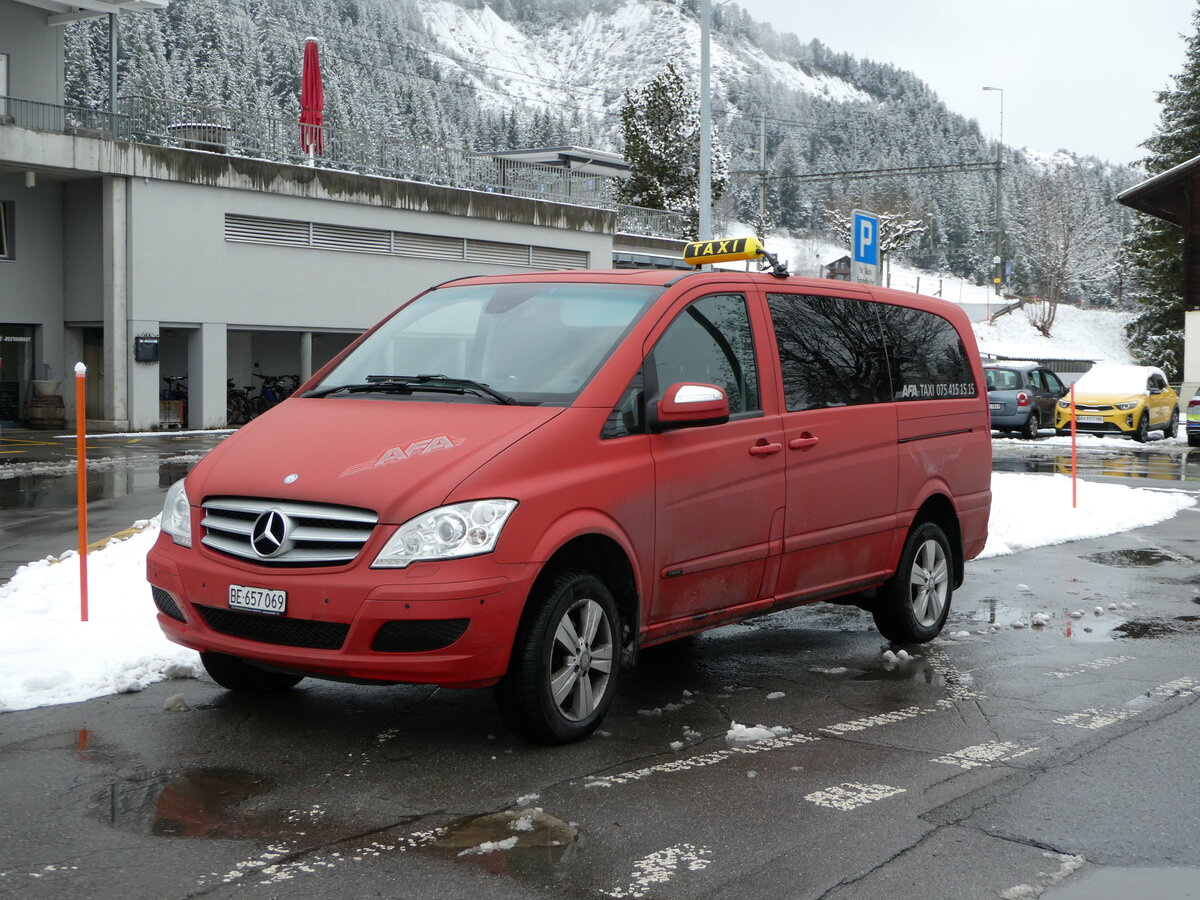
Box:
[982,86,1004,296]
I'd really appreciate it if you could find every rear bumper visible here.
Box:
[146,533,537,688]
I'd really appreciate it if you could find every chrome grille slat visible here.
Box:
[201,496,378,566]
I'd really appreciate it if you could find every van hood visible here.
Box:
[186,397,564,521]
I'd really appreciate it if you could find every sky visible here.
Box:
[734,0,1198,166]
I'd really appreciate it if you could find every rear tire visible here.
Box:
[1164,408,1179,439]
[200,652,304,692]
[872,522,953,644]
[495,570,620,744]
[1020,411,1040,440]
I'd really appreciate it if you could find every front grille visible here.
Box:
[1074,403,1115,412]
[201,497,377,567]
[195,604,349,650]
[152,586,186,622]
[372,619,470,652]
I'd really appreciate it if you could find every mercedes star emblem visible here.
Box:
[251,509,290,558]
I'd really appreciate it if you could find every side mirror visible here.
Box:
[649,382,730,432]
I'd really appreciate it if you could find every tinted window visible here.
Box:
[985,368,1020,391]
[767,293,891,411]
[1029,369,1045,390]
[651,293,760,415]
[1045,371,1064,394]
[876,305,978,401]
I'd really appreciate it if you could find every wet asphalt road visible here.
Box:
[2,430,1200,898]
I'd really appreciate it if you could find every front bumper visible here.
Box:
[146,532,537,688]
[1054,408,1138,436]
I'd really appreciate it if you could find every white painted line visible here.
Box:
[601,844,713,898]
[804,782,906,811]
[931,741,1038,769]
[1046,655,1136,679]
[1053,708,1136,729]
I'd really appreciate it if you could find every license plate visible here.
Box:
[1077,416,1104,424]
[989,403,1002,410]
[229,584,286,615]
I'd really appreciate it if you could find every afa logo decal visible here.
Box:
[340,434,465,477]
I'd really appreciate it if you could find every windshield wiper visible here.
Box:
[304,374,517,405]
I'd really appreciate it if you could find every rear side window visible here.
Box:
[1029,370,1046,390]
[876,305,978,401]
[766,293,890,411]
[986,368,1020,391]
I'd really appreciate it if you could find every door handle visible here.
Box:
[788,434,820,450]
[749,441,782,456]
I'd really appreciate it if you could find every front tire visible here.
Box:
[1133,413,1150,443]
[200,652,304,692]
[495,570,620,744]
[873,522,953,644]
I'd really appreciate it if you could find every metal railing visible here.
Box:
[1,94,688,239]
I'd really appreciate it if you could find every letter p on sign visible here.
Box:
[852,209,879,266]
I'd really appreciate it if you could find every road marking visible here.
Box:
[1046,655,1136,679]
[931,741,1038,769]
[602,845,713,899]
[805,782,906,811]
[1053,708,1137,730]
[923,646,987,699]
[584,732,821,788]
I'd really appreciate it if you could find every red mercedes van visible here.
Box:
[147,238,991,743]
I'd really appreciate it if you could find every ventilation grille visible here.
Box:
[371,619,470,653]
[225,214,587,269]
[152,586,187,622]
[201,496,378,567]
[196,604,349,650]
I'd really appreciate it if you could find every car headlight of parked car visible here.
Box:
[1115,401,1139,410]
[1057,399,1071,409]
[161,479,192,547]
[372,499,518,568]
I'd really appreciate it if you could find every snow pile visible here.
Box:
[0,522,200,712]
[457,837,519,856]
[726,721,791,743]
[972,305,1133,366]
[979,473,1195,558]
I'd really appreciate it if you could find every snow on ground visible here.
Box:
[0,471,1192,714]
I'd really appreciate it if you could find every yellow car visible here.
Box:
[1054,364,1179,442]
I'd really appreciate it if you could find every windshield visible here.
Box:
[1074,366,1151,394]
[316,282,660,405]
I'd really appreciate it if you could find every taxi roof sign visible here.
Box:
[682,237,763,266]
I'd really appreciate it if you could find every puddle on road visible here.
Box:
[96,767,285,839]
[429,808,577,876]
[959,599,1120,642]
[1113,617,1200,639]
[1083,549,1181,567]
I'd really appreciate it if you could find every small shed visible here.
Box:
[822,255,851,280]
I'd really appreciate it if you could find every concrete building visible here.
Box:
[1,0,686,431]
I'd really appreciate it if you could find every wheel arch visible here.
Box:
[910,493,964,588]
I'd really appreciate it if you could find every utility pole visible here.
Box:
[698,0,712,241]
[758,112,766,223]
[983,86,1004,296]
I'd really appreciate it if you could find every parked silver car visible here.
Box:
[985,362,1067,439]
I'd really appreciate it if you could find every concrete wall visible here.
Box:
[0,171,65,384]
[0,2,64,105]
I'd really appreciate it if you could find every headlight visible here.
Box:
[1057,399,1070,409]
[161,479,192,547]
[1115,401,1139,410]
[372,499,517,568]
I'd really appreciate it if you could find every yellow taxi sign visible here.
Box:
[682,236,763,266]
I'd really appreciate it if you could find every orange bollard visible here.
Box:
[1070,384,1077,509]
[75,362,89,622]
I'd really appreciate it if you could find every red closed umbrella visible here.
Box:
[300,37,324,158]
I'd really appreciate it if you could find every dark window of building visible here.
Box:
[766,293,891,411]
[876,305,977,401]
[0,201,11,260]
[650,293,760,415]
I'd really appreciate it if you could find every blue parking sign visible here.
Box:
[852,210,879,266]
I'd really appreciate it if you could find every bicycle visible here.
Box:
[160,374,188,427]
[248,369,296,418]
[226,379,254,427]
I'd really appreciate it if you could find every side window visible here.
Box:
[1150,373,1167,391]
[876,305,978,401]
[766,292,890,411]
[1029,370,1045,391]
[1045,371,1064,394]
[650,293,760,415]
